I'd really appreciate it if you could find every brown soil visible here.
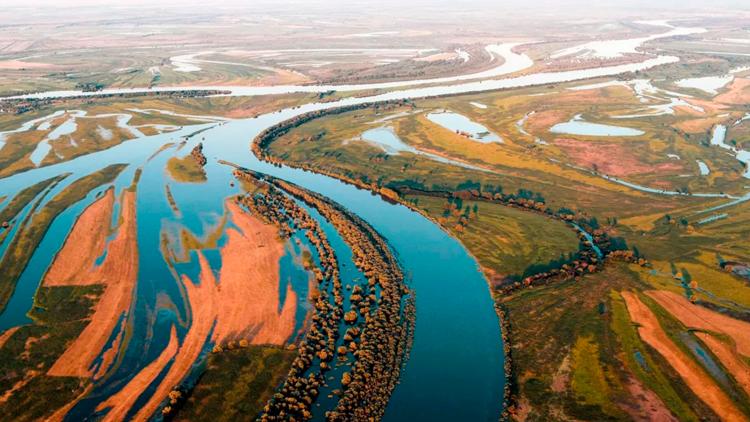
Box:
[105,201,296,421]
[0,327,19,349]
[646,290,750,357]
[716,78,750,105]
[47,190,138,378]
[553,138,683,176]
[621,291,745,421]
[674,116,728,133]
[174,68,309,88]
[673,105,707,117]
[525,110,567,133]
[683,98,729,116]
[621,376,678,422]
[0,60,54,69]
[95,327,179,422]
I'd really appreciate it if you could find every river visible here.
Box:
[0,98,505,421]
[0,22,710,421]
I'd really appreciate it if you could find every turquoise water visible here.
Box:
[0,37,718,417]
[0,99,504,420]
[211,118,505,420]
[426,111,502,143]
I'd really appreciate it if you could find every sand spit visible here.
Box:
[212,201,296,344]
[109,201,295,421]
[44,188,115,286]
[0,326,19,349]
[47,190,138,378]
[621,291,745,421]
[95,327,179,422]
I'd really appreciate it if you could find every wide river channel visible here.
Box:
[0,29,705,420]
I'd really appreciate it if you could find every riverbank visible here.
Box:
[231,169,415,420]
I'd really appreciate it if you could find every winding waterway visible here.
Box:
[0,22,717,420]
[0,100,505,421]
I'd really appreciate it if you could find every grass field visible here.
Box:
[406,194,581,283]
[166,155,207,183]
[498,263,743,420]
[172,346,296,421]
[0,284,103,422]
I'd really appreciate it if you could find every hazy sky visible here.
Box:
[4,0,749,8]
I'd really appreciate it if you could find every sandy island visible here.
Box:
[100,200,297,421]
[46,188,139,379]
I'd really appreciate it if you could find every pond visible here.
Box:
[697,160,710,175]
[675,75,733,95]
[426,111,502,143]
[550,114,644,136]
[359,126,493,173]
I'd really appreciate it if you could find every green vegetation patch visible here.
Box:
[166,156,207,183]
[410,194,580,281]
[172,346,295,421]
[499,264,724,420]
[570,335,613,411]
[0,284,102,422]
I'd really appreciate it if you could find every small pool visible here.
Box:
[697,160,710,175]
[675,75,733,95]
[550,114,644,137]
[550,114,645,136]
[426,111,502,143]
[359,126,493,173]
